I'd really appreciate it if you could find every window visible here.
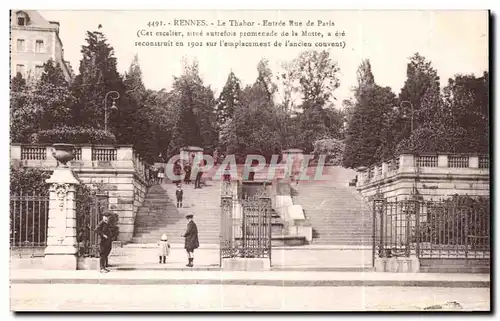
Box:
[17,16,25,26]
[16,64,25,76]
[34,65,44,79]
[35,40,44,53]
[16,39,25,52]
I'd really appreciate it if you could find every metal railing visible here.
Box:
[373,196,490,261]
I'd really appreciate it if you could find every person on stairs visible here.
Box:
[182,213,199,267]
[157,234,171,264]
[194,159,205,189]
[176,184,183,208]
[157,166,165,184]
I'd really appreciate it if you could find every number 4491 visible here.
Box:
[147,21,163,27]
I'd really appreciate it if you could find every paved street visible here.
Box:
[10,245,373,270]
[10,283,490,311]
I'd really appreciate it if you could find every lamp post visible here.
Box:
[104,91,120,132]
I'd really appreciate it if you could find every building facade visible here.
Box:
[10,10,74,82]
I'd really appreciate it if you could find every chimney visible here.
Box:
[49,20,59,33]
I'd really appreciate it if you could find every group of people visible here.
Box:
[173,155,206,189]
[94,212,199,273]
[148,166,165,185]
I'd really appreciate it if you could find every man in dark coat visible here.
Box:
[94,213,113,273]
[182,213,199,267]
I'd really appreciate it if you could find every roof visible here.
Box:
[11,10,56,29]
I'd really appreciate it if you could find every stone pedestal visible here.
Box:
[222,258,271,271]
[43,168,80,270]
[374,256,420,273]
[281,149,304,180]
[180,146,203,165]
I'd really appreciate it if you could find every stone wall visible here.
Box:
[356,153,490,201]
[10,144,150,243]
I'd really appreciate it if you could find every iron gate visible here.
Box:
[76,193,109,257]
[220,181,272,264]
[372,195,491,265]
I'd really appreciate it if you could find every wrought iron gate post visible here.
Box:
[415,199,421,258]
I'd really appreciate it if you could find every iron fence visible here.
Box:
[10,191,49,256]
[373,196,490,262]
[10,190,108,258]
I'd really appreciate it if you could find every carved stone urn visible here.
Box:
[51,143,75,167]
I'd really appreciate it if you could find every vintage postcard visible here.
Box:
[8,9,490,311]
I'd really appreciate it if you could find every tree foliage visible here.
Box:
[342,60,397,168]
[10,60,75,143]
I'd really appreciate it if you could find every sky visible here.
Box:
[39,10,489,107]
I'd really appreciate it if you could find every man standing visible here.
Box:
[182,213,199,267]
[194,159,205,189]
[94,213,113,273]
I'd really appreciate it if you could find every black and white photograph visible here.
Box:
[7,8,490,311]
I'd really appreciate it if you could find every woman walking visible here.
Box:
[182,213,199,267]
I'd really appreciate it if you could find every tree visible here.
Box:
[291,50,341,110]
[36,59,75,130]
[71,30,124,129]
[342,60,397,168]
[121,55,157,161]
[255,58,277,103]
[375,53,441,160]
[215,71,241,126]
[167,60,205,156]
[10,60,76,142]
[398,53,440,133]
[395,71,489,155]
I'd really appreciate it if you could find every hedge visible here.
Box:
[31,126,116,145]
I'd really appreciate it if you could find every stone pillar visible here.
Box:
[44,167,80,270]
[381,162,389,177]
[10,144,21,160]
[180,146,203,165]
[81,146,92,162]
[469,156,479,168]
[281,149,304,180]
[399,154,414,170]
[437,154,448,168]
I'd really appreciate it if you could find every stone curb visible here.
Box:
[10,277,489,288]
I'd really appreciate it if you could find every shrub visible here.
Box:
[412,195,490,246]
[32,126,116,145]
[312,138,345,166]
[10,166,50,193]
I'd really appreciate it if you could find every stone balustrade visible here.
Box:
[356,153,490,200]
[10,143,151,243]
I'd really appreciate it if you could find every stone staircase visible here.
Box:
[291,167,372,246]
[129,182,220,245]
